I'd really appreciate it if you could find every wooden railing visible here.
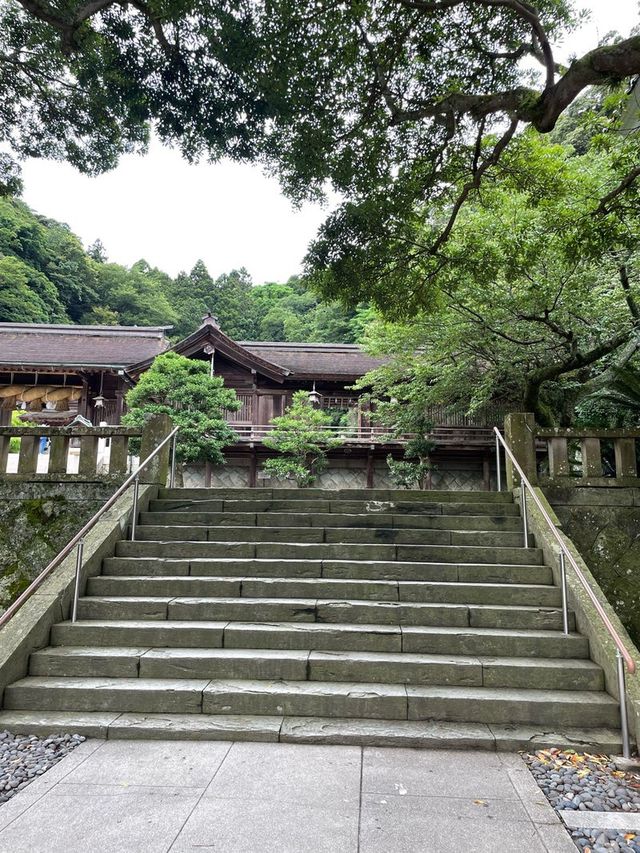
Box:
[0,426,142,478]
[230,424,496,447]
[536,428,640,484]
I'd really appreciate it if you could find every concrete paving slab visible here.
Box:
[0,789,200,853]
[203,741,361,806]
[57,739,231,788]
[169,796,359,853]
[359,793,547,853]
[560,810,640,832]
[0,739,576,853]
[362,746,516,799]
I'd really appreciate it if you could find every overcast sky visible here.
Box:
[19,0,639,285]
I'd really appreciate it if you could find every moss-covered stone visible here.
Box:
[0,489,107,612]
[546,488,640,649]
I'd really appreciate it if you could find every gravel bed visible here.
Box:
[524,748,640,852]
[0,730,85,804]
[567,827,640,852]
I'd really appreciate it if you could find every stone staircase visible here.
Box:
[0,488,623,751]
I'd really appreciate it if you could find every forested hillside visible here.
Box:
[0,197,369,343]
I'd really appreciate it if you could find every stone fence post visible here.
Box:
[139,413,173,485]
[504,412,537,489]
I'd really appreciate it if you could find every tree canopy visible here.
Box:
[3,0,639,219]
[122,351,240,464]
[0,195,366,341]
[356,122,640,426]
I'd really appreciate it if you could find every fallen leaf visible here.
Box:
[473,800,489,807]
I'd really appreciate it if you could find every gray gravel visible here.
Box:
[524,748,640,852]
[569,827,640,852]
[0,730,85,804]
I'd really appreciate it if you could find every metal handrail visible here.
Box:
[0,425,179,631]
[494,426,636,758]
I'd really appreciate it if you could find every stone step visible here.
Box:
[139,511,525,532]
[50,620,589,657]
[102,557,553,584]
[149,499,521,516]
[157,487,514,503]
[200,680,621,728]
[87,575,562,607]
[75,596,574,631]
[0,710,622,752]
[131,525,534,549]
[115,540,543,566]
[3,677,618,727]
[29,646,604,690]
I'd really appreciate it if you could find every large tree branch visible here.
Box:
[429,116,518,255]
[619,264,640,322]
[594,166,640,216]
[15,0,176,54]
[396,0,556,88]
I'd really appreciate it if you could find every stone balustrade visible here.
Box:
[537,428,640,486]
[0,426,142,479]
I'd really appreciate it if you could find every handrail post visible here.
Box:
[559,552,569,635]
[495,433,502,492]
[131,475,139,541]
[520,481,528,547]
[617,649,631,759]
[170,433,177,488]
[71,538,84,623]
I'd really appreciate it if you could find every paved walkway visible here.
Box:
[0,739,575,852]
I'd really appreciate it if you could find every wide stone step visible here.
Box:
[49,620,589,657]
[131,525,533,549]
[115,540,543,566]
[0,710,622,752]
[200,680,621,728]
[102,557,553,584]
[149,499,521,516]
[29,646,604,690]
[74,596,574,631]
[139,511,524,532]
[88,575,562,607]
[3,677,619,728]
[157,487,515,503]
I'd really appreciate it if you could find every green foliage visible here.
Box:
[0,196,369,342]
[263,390,343,486]
[122,352,240,465]
[386,457,434,491]
[354,124,640,427]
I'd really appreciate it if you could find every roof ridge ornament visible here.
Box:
[201,312,220,329]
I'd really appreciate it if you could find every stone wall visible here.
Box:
[0,482,115,613]
[545,486,640,648]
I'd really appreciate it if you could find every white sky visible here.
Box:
[18,0,639,284]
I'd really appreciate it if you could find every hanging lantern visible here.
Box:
[308,381,321,407]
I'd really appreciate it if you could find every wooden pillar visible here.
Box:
[79,378,89,419]
[249,447,257,488]
[614,438,637,478]
[366,448,374,489]
[115,390,125,424]
[482,453,490,491]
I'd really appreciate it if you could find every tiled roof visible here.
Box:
[239,341,387,379]
[0,323,171,370]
